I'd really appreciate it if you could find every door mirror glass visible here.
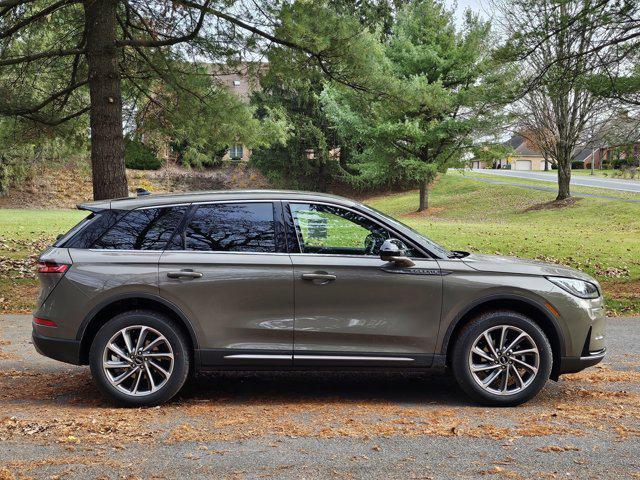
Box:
[379,239,415,267]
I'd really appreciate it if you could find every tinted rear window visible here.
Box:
[92,207,187,250]
[63,210,124,249]
[180,203,276,253]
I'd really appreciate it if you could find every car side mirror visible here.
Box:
[379,239,415,268]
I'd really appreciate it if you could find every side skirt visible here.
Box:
[195,349,434,371]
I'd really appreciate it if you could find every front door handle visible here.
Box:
[301,272,336,284]
[166,270,203,279]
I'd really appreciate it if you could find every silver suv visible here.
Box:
[33,190,606,406]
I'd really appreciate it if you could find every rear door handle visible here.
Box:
[166,270,203,279]
[301,272,336,284]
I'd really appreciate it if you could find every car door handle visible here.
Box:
[301,272,336,283]
[166,270,203,279]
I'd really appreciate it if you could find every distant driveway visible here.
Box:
[471,168,640,193]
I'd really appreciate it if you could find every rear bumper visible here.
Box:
[32,330,82,365]
[559,349,606,375]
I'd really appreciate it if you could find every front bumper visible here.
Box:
[32,330,82,365]
[559,348,606,375]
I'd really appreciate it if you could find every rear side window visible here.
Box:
[179,202,276,253]
[92,207,187,250]
[63,210,124,249]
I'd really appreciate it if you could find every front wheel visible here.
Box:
[89,310,190,407]
[451,311,553,406]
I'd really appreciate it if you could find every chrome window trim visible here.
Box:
[104,198,436,258]
[161,250,291,257]
[86,249,435,261]
[87,249,167,253]
[288,252,437,261]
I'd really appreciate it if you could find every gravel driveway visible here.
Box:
[1,314,639,479]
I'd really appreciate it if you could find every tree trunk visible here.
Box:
[556,151,571,200]
[84,0,128,200]
[418,179,428,212]
[543,155,549,171]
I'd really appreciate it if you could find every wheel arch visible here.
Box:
[76,293,199,365]
[442,294,565,379]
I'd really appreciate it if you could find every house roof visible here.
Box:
[573,148,593,162]
[504,135,543,157]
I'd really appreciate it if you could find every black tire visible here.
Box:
[451,310,553,407]
[89,309,191,407]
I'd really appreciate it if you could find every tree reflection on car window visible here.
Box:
[184,203,276,253]
[93,207,187,250]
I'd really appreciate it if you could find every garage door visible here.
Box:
[515,160,532,170]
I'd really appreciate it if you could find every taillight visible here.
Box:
[33,317,58,327]
[37,261,70,274]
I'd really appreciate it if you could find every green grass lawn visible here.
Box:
[0,209,86,312]
[366,174,640,315]
[0,209,85,252]
[0,176,638,315]
[571,168,638,179]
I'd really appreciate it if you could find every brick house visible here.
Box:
[208,62,267,162]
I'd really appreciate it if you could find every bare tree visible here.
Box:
[499,0,622,200]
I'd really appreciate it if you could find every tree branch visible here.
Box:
[24,105,89,125]
[117,0,210,48]
[0,0,34,8]
[0,48,85,67]
[0,0,80,39]
[0,78,87,115]
[176,0,317,55]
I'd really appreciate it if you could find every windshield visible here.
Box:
[360,204,453,259]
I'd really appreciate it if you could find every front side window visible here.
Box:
[289,203,406,256]
[92,207,187,250]
[181,202,276,253]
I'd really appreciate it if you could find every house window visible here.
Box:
[233,80,241,86]
[229,144,243,159]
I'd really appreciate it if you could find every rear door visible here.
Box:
[158,201,294,367]
[285,202,443,367]
[43,207,189,338]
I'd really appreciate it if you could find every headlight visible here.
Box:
[547,276,600,299]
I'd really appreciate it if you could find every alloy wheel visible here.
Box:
[468,325,540,396]
[102,325,174,396]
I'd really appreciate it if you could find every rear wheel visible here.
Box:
[451,311,552,406]
[89,310,190,406]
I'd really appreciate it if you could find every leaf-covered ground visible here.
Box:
[0,314,639,479]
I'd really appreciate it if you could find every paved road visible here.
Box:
[1,314,639,479]
[469,177,640,203]
[470,168,640,193]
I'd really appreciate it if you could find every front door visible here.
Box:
[158,201,294,367]
[286,202,443,367]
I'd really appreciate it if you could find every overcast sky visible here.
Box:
[445,0,492,23]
